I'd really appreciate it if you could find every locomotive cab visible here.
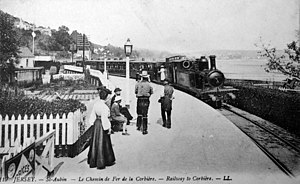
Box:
[165,55,236,108]
[165,55,225,90]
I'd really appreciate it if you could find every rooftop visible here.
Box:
[19,46,34,58]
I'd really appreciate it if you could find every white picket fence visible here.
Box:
[0,109,84,148]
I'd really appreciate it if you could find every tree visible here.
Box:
[16,28,32,48]
[256,39,300,81]
[51,25,72,51]
[0,11,20,83]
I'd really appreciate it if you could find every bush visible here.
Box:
[0,94,86,119]
[228,86,300,136]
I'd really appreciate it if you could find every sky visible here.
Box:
[0,0,299,53]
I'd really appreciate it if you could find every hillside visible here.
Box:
[1,9,275,61]
[1,9,173,60]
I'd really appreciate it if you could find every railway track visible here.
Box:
[218,104,300,177]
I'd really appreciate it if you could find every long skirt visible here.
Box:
[87,119,116,169]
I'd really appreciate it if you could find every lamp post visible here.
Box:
[32,31,36,55]
[103,52,108,79]
[124,38,133,108]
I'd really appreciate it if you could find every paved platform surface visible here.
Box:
[52,76,298,184]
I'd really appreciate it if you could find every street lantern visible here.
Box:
[124,38,133,108]
[124,38,133,57]
[32,31,36,38]
[32,31,36,55]
[103,52,108,79]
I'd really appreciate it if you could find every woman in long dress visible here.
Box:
[88,87,115,169]
[158,65,166,82]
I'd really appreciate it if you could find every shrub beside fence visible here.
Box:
[228,86,300,136]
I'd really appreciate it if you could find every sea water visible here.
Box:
[217,59,287,82]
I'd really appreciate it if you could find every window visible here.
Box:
[26,59,29,67]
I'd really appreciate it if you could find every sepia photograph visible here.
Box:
[0,0,300,183]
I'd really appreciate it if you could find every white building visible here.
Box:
[14,19,32,30]
[13,47,43,85]
[16,47,35,68]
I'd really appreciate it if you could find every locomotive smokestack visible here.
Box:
[209,55,216,70]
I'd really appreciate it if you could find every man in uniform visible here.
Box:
[135,71,153,135]
[160,79,174,129]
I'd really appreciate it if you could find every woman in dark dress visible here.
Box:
[87,87,115,169]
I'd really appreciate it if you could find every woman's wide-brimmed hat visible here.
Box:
[114,87,122,93]
[97,86,112,94]
[140,70,149,77]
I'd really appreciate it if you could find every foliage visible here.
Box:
[228,86,300,137]
[34,77,97,95]
[0,11,20,82]
[37,34,55,51]
[14,25,72,54]
[0,91,86,119]
[256,39,300,80]
[16,28,35,49]
[51,26,72,51]
[4,9,170,62]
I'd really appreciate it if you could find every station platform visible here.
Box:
[52,76,297,184]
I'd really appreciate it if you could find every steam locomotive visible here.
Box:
[75,55,237,108]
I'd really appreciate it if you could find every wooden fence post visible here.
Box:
[62,115,66,146]
[67,112,74,145]
[0,115,2,147]
[73,110,80,142]
[34,114,41,138]
[55,114,61,146]
[24,114,29,144]
[42,114,47,138]
[17,115,22,146]
[10,115,16,147]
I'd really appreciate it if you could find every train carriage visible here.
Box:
[75,55,237,108]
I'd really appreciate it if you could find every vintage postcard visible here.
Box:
[0,0,299,184]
